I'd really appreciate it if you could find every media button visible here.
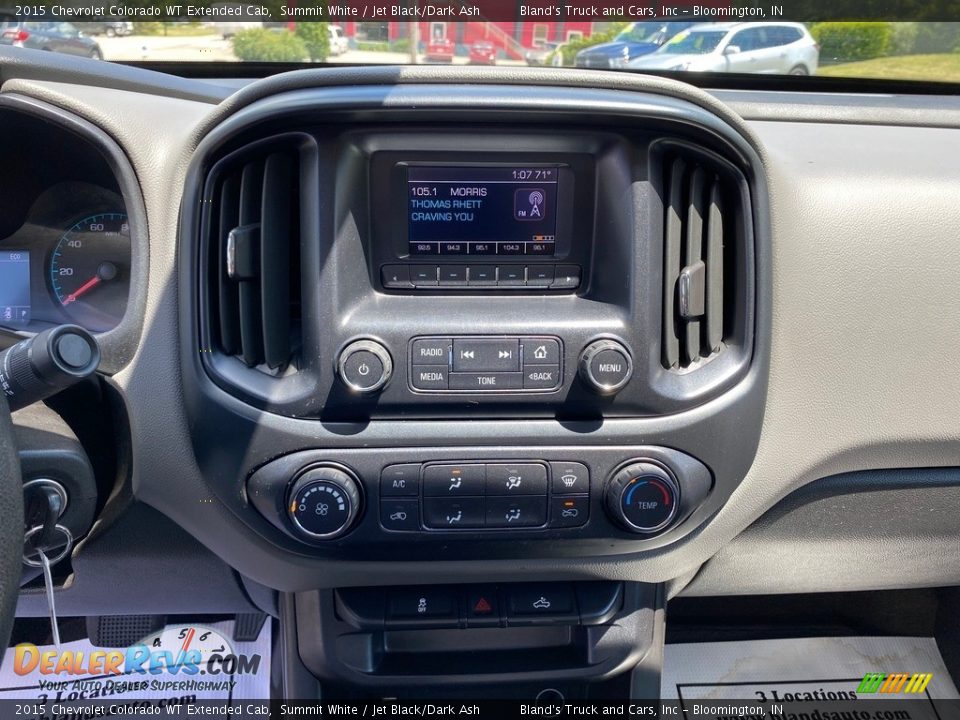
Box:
[412,365,449,390]
[523,365,561,390]
[521,338,560,365]
[485,497,547,528]
[410,242,440,256]
[410,265,439,285]
[440,242,468,255]
[423,497,485,529]
[412,338,449,365]
[526,265,555,285]
[381,265,412,288]
[452,338,519,372]
[438,265,467,285]
[497,266,525,286]
[423,464,485,496]
[449,372,523,391]
[486,463,548,496]
[468,266,497,285]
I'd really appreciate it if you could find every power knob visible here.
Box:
[578,339,633,395]
[287,464,362,540]
[337,340,392,394]
[606,461,680,535]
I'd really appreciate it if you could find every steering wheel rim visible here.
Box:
[0,393,23,651]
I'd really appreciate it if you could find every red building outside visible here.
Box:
[336,20,599,60]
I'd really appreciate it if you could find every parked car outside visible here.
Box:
[424,37,454,63]
[80,20,134,37]
[525,40,565,66]
[328,24,348,55]
[627,22,819,75]
[468,40,497,65]
[0,17,103,59]
[574,21,696,69]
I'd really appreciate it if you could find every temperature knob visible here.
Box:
[287,465,362,540]
[606,461,679,534]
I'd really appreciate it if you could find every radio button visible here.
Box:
[410,265,439,285]
[522,365,561,390]
[424,464,485,496]
[486,463,548,496]
[552,265,581,289]
[467,265,497,285]
[498,266,525,285]
[528,243,553,255]
[449,372,522,391]
[452,339,519,372]
[499,243,524,255]
[381,265,412,288]
[485,497,547,528]
[468,243,496,256]
[412,338,450,365]
[521,338,560,366]
[423,497,485,529]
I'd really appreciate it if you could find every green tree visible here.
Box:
[295,22,330,62]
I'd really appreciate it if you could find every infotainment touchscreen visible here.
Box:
[406,165,563,257]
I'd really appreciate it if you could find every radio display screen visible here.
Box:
[406,165,562,257]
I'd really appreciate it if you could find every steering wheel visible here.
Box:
[0,393,23,650]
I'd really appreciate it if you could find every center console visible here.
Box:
[178,79,770,696]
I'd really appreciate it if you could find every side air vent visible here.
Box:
[661,147,746,370]
[202,138,304,374]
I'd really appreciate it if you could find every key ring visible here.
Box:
[23,524,73,567]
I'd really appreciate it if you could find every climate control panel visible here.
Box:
[378,460,589,532]
[246,446,713,557]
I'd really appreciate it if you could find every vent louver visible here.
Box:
[661,150,738,370]
[203,140,302,372]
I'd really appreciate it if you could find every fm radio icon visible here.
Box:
[515,188,546,221]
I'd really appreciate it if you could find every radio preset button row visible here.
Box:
[381,264,580,290]
[410,336,562,393]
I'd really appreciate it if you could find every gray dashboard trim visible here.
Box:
[683,468,960,596]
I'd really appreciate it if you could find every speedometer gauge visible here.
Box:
[50,212,130,332]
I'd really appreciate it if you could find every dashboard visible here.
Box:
[1,54,959,648]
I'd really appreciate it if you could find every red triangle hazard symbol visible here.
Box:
[473,597,493,614]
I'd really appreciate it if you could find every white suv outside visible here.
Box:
[627,22,819,75]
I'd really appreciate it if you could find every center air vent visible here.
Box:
[660,146,748,370]
[201,136,307,375]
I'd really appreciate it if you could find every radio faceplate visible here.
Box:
[408,336,563,393]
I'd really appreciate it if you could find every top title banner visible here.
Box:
[13,0,960,22]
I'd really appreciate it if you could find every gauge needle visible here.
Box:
[62,276,101,305]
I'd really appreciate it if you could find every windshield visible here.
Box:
[0,14,958,86]
[661,30,728,55]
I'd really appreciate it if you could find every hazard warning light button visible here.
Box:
[466,586,500,628]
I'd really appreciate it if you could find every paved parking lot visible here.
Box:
[97,34,526,65]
